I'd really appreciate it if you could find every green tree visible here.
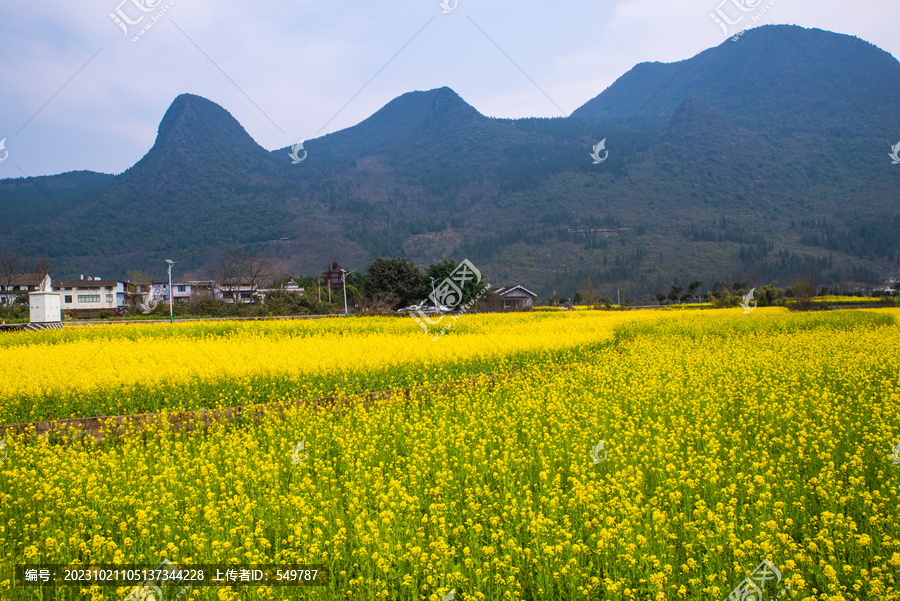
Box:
[365,257,426,309]
[688,280,702,303]
[712,290,741,308]
[757,281,785,307]
[667,285,683,303]
[424,259,488,306]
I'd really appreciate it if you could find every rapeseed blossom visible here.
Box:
[0,308,898,599]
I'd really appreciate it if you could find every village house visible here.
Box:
[54,277,128,319]
[0,273,51,305]
[493,285,538,310]
[150,280,223,304]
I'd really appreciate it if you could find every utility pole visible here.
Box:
[165,259,176,324]
[429,277,439,313]
[341,270,354,317]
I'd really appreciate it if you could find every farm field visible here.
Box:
[0,311,656,425]
[1,308,900,600]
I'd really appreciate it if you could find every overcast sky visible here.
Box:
[0,0,897,178]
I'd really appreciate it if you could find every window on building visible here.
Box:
[64,295,72,303]
[76,294,101,303]
[177,285,186,292]
[106,294,114,303]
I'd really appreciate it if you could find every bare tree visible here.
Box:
[476,290,505,313]
[218,247,247,302]
[792,274,819,311]
[218,247,276,303]
[32,256,52,289]
[246,253,278,301]
[579,278,598,307]
[861,270,884,299]
[0,249,51,304]
[0,249,23,306]
[124,270,151,313]
[359,290,397,314]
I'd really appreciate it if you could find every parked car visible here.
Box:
[398,305,450,314]
[397,305,425,313]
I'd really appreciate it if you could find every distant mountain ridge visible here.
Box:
[1,25,898,298]
[571,26,900,134]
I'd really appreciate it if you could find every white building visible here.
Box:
[55,278,128,318]
[213,280,305,304]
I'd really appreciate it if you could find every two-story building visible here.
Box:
[55,278,128,318]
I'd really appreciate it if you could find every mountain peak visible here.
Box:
[305,86,489,158]
[153,93,264,156]
[113,93,272,193]
[572,25,900,133]
[363,86,483,133]
[123,93,272,181]
[156,93,225,139]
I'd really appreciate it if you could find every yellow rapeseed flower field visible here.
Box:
[1,308,899,600]
[0,311,655,424]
